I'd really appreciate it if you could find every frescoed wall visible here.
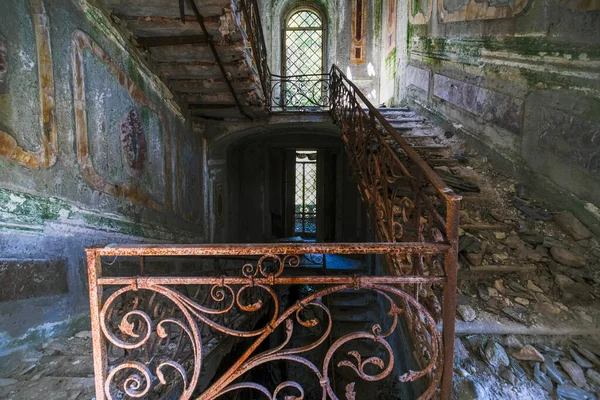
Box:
[0,0,204,351]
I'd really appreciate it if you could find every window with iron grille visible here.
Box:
[294,150,317,238]
[283,9,325,107]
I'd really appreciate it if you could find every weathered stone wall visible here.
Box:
[394,0,600,232]
[0,0,204,352]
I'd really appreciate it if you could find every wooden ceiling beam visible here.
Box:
[188,104,238,109]
[135,35,208,47]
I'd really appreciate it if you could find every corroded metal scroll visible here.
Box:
[87,243,451,400]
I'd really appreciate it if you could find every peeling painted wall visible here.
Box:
[0,0,204,352]
[395,0,600,231]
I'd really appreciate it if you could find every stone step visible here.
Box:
[429,157,461,166]
[400,134,440,140]
[392,124,428,130]
[414,145,450,152]
[384,117,426,123]
[375,107,411,113]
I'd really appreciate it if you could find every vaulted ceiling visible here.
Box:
[104,0,268,121]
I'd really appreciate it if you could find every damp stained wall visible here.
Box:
[394,0,600,232]
[0,0,204,352]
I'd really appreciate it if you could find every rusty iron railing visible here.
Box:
[270,73,331,111]
[329,64,462,398]
[87,243,452,399]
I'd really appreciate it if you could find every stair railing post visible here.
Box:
[441,196,461,399]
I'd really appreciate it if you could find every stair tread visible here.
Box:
[375,107,411,112]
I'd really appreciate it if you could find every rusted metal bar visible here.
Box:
[87,251,107,400]
[92,241,451,257]
[98,275,447,286]
[440,196,461,399]
[185,0,252,120]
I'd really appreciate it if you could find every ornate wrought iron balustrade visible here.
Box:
[87,243,452,400]
[270,74,331,111]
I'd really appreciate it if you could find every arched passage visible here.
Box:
[207,124,367,244]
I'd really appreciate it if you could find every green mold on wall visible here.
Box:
[0,187,72,223]
[480,36,600,59]
[385,48,397,78]
[374,0,383,39]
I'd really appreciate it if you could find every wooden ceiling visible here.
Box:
[104,0,268,121]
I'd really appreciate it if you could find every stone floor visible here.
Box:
[0,332,95,400]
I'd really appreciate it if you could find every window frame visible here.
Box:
[281,7,327,77]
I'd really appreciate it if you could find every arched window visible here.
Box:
[283,9,324,76]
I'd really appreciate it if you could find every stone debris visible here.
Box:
[484,342,509,370]
[495,232,506,240]
[504,335,523,349]
[494,279,506,294]
[560,360,588,388]
[569,348,595,369]
[0,379,18,388]
[537,301,562,315]
[74,331,92,339]
[458,304,477,322]
[550,246,588,268]
[576,345,600,367]
[454,338,470,361]
[512,197,552,221]
[554,211,593,241]
[512,345,544,362]
[466,252,484,266]
[477,285,490,300]
[514,297,530,306]
[544,354,567,385]
[509,356,527,379]
[500,367,518,385]
[586,369,600,387]
[533,362,553,392]
[556,384,596,400]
